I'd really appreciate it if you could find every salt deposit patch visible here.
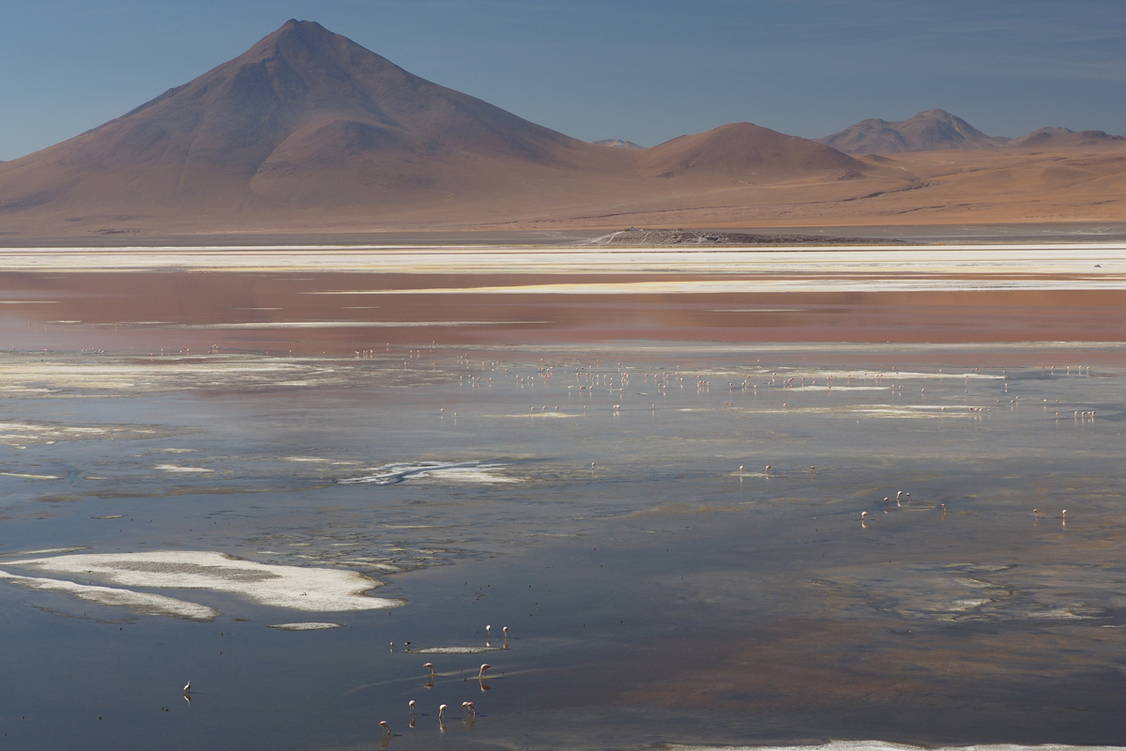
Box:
[783,386,891,392]
[666,743,1126,751]
[339,461,519,486]
[492,411,579,419]
[0,570,216,621]
[812,563,1104,624]
[0,472,60,480]
[412,645,504,654]
[1,546,88,556]
[154,464,214,474]
[268,622,344,631]
[850,405,984,419]
[778,369,1004,381]
[0,356,348,396]
[5,242,1126,277]
[181,320,550,329]
[5,551,401,612]
[0,420,169,447]
[313,278,1126,294]
[711,308,808,312]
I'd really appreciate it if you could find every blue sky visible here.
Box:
[2,0,1125,160]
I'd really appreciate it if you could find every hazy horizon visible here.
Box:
[3,0,1125,161]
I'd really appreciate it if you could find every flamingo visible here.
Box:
[379,720,391,735]
[182,680,191,693]
[423,662,436,679]
[461,700,476,717]
[438,704,448,720]
[478,663,492,679]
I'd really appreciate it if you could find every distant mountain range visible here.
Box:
[817,109,1006,153]
[0,20,1123,236]
[818,109,1125,155]
[1008,126,1125,150]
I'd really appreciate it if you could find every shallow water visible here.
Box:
[2,248,1126,750]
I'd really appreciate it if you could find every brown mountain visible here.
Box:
[1009,126,1126,150]
[640,122,862,181]
[818,109,1006,154]
[5,21,1122,236]
[0,19,630,227]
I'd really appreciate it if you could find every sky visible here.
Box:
[2,0,1125,160]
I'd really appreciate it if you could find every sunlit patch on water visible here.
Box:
[338,460,520,485]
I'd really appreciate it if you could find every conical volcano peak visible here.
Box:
[0,16,594,224]
[274,18,335,42]
[244,18,360,63]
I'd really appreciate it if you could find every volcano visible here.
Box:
[0,19,632,229]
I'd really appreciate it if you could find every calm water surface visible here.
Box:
[2,258,1126,750]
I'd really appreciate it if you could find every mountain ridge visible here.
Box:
[0,19,859,230]
[818,109,1007,154]
[2,21,1124,236]
[1009,126,1125,149]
